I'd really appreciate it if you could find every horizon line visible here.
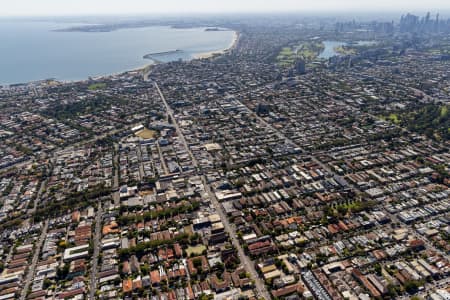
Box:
[1,9,449,18]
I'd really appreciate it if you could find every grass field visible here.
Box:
[135,128,157,139]
[276,41,325,68]
[88,83,107,91]
[334,46,356,55]
[388,113,400,124]
[276,47,296,67]
[186,245,206,256]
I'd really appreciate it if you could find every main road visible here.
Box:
[154,82,271,300]
[20,220,49,300]
[112,143,120,207]
[89,201,103,300]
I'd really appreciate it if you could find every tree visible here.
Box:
[141,264,150,275]
[336,205,348,216]
[57,263,70,280]
[43,278,52,289]
[373,263,382,276]
[192,257,202,269]
[214,262,225,272]
[199,294,213,300]
[404,280,420,294]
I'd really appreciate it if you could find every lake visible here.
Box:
[318,40,377,59]
[0,20,236,85]
[318,41,347,59]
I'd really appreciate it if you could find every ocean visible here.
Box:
[0,20,235,85]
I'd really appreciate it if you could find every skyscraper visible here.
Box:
[295,59,306,75]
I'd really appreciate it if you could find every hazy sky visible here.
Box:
[2,0,449,16]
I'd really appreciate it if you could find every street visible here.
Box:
[20,220,49,300]
[112,143,120,207]
[89,201,103,300]
[155,81,272,299]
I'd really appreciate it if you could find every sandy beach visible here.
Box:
[193,30,239,59]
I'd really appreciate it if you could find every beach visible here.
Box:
[194,30,239,59]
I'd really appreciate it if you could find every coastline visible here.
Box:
[193,30,239,60]
[1,28,239,87]
[95,30,239,80]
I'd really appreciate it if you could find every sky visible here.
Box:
[1,0,449,16]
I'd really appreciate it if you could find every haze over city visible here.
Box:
[2,0,450,16]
